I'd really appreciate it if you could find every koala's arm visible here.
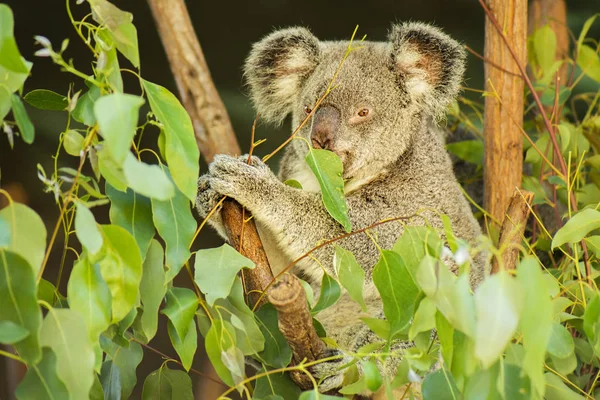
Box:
[197,155,346,270]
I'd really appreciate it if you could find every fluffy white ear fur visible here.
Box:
[244,27,321,124]
[388,22,466,117]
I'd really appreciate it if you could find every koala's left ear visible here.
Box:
[388,22,466,117]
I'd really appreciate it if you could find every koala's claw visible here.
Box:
[196,174,224,219]
[309,348,352,392]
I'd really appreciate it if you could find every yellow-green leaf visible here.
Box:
[552,208,600,249]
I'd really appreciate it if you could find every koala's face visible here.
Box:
[244,23,465,179]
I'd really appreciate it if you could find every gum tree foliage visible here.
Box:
[1,1,600,399]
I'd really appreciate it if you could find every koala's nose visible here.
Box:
[311,106,340,150]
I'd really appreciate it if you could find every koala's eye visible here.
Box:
[358,108,370,117]
[304,105,313,115]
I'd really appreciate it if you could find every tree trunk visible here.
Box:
[483,0,528,227]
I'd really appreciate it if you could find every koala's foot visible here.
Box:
[309,348,353,393]
[196,174,224,219]
[206,154,276,208]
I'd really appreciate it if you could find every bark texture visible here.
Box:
[491,190,534,273]
[483,0,528,226]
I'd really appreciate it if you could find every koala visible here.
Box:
[196,22,488,394]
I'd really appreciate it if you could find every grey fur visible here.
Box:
[197,22,488,394]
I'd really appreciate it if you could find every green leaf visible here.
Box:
[283,179,303,189]
[122,154,175,200]
[305,148,351,232]
[24,89,68,111]
[577,44,600,83]
[360,317,390,340]
[75,203,103,256]
[40,308,95,400]
[552,208,600,249]
[205,319,237,385]
[94,93,144,164]
[89,0,139,67]
[99,361,121,400]
[586,236,600,259]
[194,243,255,306]
[539,85,571,107]
[474,270,523,368]
[544,373,585,400]
[417,256,475,338]
[421,369,462,400]
[409,297,436,341]
[533,25,557,75]
[584,294,600,357]
[89,375,104,400]
[0,202,47,275]
[98,225,143,322]
[0,320,29,344]
[0,5,30,74]
[11,94,35,144]
[168,319,197,371]
[255,303,292,368]
[72,85,101,126]
[142,366,194,400]
[95,29,123,93]
[142,79,199,201]
[363,360,383,392]
[63,130,85,156]
[67,257,111,342]
[0,250,41,363]
[446,140,484,166]
[392,226,441,279]
[106,183,155,257]
[373,250,420,340]
[214,277,264,355]
[334,245,367,311]
[102,339,144,399]
[547,322,574,358]
[311,272,342,314]
[517,257,553,397]
[254,369,301,400]
[138,240,167,342]
[162,287,197,340]
[15,348,69,400]
[152,176,196,281]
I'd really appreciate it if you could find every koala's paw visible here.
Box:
[196,174,224,219]
[207,154,276,206]
[309,348,353,393]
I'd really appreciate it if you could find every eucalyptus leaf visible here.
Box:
[162,287,198,340]
[106,183,155,257]
[311,272,342,314]
[40,308,95,400]
[99,360,121,400]
[94,93,144,164]
[205,319,236,385]
[142,366,194,400]
[421,369,461,400]
[334,245,367,311]
[194,243,255,306]
[67,257,112,342]
[75,202,103,256]
[11,94,35,144]
[0,202,47,275]
[152,173,196,281]
[373,250,420,340]
[138,240,167,342]
[142,79,199,201]
[552,208,600,249]
[123,153,175,201]
[305,148,351,232]
[0,250,41,363]
[254,369,301,400]
[98,225,143,322]
[0,320,29,344]
[474,270,523,368]
[15,348,69,400]
[24,89,68,111]
[102,339,144,399]
[63,129,84,156]
[168,319,197,371]
[547,322,574,359]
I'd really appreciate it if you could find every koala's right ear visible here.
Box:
[244,28,321,124]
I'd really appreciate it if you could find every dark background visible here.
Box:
[0,0,597,398]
